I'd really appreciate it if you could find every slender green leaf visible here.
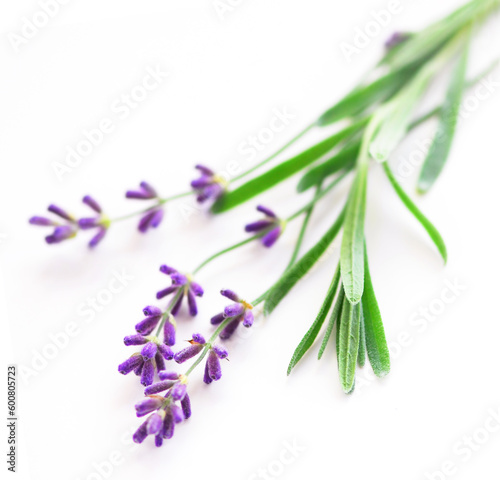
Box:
[211,122,362,213]
[338,299,361,393]
[358,306,366,367]
[318,284,344,360]
[317,66,417,126]
[265,206,346,315]
[287,266,340,375]
[383,163,447,263]
[297,141,360,192]
[362,244,390,377]
[418,41,469,193]
[340,161,368,305]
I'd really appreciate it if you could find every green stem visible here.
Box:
[230,122,316,183]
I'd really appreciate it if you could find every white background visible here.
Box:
[1,1,500,479]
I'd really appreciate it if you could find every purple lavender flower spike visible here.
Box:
[141,361,155,386]
[144,380,176,395]
[211,312,225,325]
[245,205,284,248]
[158,343,174,360]
[191,164,226,204]
[158,371,180,381]
[124,334,148,346]
[133,420,149,444]
[141,342,158,360]
[82,195,102,213]
[156,265,204,317]
[174,344,204,364]
[181,394,191,419]
[118,355,143,375]
[31,202,80,246]
[206,350,222,382]
[135,396,164,417]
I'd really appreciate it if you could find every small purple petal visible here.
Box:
[181,394,191,419]
[141,342,158,360]
[211,312,225,325]
[191,177,213,189]
[158,372,179,381]
[195,164,215,176]
[224,303,245,317]
[158,343,174,361]
[192,333,206,344]
[118,355,143,375]
[48,204,73,221]
[245,219,273,233]
[262,226,282,248]
[156,285,178,300]
[257,205,277,218]
[134,362,144,376]
[141,361,155,386]
[171,383,187,401]
[187,290,198,316]
[220,289,239,302]
[155,352,166,372]
[78,218,100,229]
[163,321,176,347]
[155,435,163,447]
[162,412,174,439]
[133,420,149,444]
[126,190,156,200]
[243,309,254,328]
[144,380,176,395]
[160,265,177,275]
[203,361,213,385]
[135,315,161,336]
[190,282,204,297]
[150,209,164,229]
[147,413,164,435]
[29,216,56,226]
[171,273,188,286]
[135,397,163,417]
[171,295,184,317]
[174,344,204,364]
[219,318,240,340]
[138,210,157,233]
[143,306,162,316]
[207,350,222,381]
[212,345,229,359]
[82,195,102,213]
[140,181,158,197]
[124,335,148,346]
[89,227,107,248]
[171,405,184,424]
[45,225,75,244]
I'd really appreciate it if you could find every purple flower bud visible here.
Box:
[89,227,107,248]
[162,412,174,439]
[48,204,74,221]
[158,371,179,381]
[134,362,144,376]
[192,333,206,344]
[124,335,148,346]
[118,355,143,375]
[211,312,225,325]
[150,209,164,229]
[143,306,162,317]
[160,265,177,275]
[144,380,176,395]
[45,225,75,244]
[147,413,164,435]
[29,216,56,226]
[207,350,222,382]
[140,181,158,197]
[133,420,149,444]
[157,343,174,361]
[181,394,191,419]
[126,182,158,200]
[243,309,254,328]
[82,195,102,213]
[170,273,188,285]
[187,289,198,316]
[141,342,158,360]
[203,361,212,385]
[135,315,161,336]
[195,164,215,176]
[135,397,164,417]
[220,289,240,302]
[174,344,204,364]
[257,205,277,218]
[156,285,178,300]
[212,345,228,359]
[141,360,155,386]
[190,282,204,297]
[78,218,100,229]
[224,303,245,317]
[219,318,240,340]
[262,226,282,248]
[155,352,166,372]
[171,405,184,424]
[245,220,273,233]
[138,210,159,233]
[155,435,163,447]
[171,383,187,401]
[163,321,176,347]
